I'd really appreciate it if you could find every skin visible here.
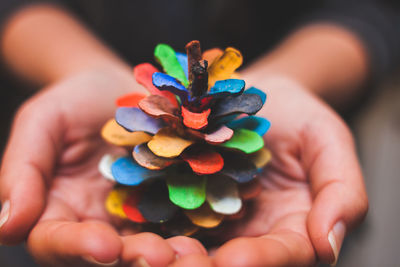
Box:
[173,77,367,267]
[0,4,368,267]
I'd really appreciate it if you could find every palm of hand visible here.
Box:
[206,128,316,266]
[2,72,365,267]
[30,75,319,265]
[15,72,204,267]
[34,70,133,226]
[44,131,115,224]
[178,83,362,267]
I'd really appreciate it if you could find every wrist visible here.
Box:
[240,71,338,122]
[240,24,368,108]
[54,65,146,97]
[1,4,134,87]
[240,70,312,102]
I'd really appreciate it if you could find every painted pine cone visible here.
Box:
[99,41,271,235]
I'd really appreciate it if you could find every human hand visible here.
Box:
[171,76,368,267]
[0,69,206,267]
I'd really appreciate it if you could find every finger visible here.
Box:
[170,254,213,267]
[166,236,207,257]
[29,221,122,267]
[305,123,368,265]
[27,197,122,267]
[214,212,316,267]
[0,97,62,244]
[121,233,176,267]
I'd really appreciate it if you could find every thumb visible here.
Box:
[0,97,62,244]
[306,124,368,265]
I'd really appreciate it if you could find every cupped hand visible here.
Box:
[171,77,368,267]
[0,69,206,267]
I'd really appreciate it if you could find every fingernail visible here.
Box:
[83,255,119,266]
[0,201,10,229]
[132,257,150,267]
[328,221,346,266]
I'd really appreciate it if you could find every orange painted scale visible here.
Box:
[116,93,146,107]
[182,148,224,175]
[181,106,211,130]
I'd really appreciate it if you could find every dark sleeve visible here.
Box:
[306,0,400,81]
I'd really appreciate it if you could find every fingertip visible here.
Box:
[83,255,120,266]
[0,170,46,244]
[79,221,122,264]
[214,235,311,267]
[166,236,207,257]
[308,217,347,265]
[27,220,122,266]
[0,95,60,245]
[328,221,346,266]
[307,196,339,264]
[122,232,175,267]
[214,238,262,267]
[307,182,367,264]
[170,254,213,267]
